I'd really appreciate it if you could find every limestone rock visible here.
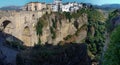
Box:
[40,13,88,44]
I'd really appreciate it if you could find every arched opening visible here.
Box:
[0,20,14,44]
[1,20,14,34]
[22,26,31,46]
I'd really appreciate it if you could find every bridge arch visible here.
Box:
[1,20,14,34]
[22,26,32,46]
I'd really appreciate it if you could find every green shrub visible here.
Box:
[50,26,56,39]
[52,18,57,29]
[106,9,120,32]
[63,12,72,22]
[103,26,120,65]
[36,17,48,44]
[36,19,44,36]
[86,20,105,61]
[64,35,72,40]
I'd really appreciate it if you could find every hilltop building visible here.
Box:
[52,0,83,12]
[22,2,47,11]
[52,0,62,12]
[22,1,85,12]
[62,2,83,12]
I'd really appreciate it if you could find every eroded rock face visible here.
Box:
[110,15,120,30]
[0,10,88,46]
[40,13,88,45]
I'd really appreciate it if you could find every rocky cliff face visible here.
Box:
[37,13,88,45]
[110,15,120,30]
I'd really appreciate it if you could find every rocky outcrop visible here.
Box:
[39,13,88,45]
[0,10,88,46]
[110,15,120,30]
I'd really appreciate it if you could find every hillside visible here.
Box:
[36,12,88,45]
[94,4,120,11]
[0,6,22,11]
[15,8,106,65]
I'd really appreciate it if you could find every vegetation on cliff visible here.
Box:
[108,9,120,20]
[73,8,105,22]
[1,3,120,65]
[63,8,105,22]
[36,15,48,43]
[76,8,106,61]
[50,26,56,39]
[103,9,120,65]
[106,9,120,32]
[103,26,120,65]
[86,21,105,60]
[37,8,105,61]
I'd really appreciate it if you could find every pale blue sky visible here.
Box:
[0,0,120,7]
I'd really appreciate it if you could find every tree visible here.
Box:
[64,12,72,22]
[86,20,105,63]
[36,19,44,36]
[103,26,120,65]
[36,19,45,44]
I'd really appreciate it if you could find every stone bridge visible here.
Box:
[0,11,45,46]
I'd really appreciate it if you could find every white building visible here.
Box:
[62,3,71,12]
[70,6,79,12]
[52,0,62,12]
[62,2,83,12]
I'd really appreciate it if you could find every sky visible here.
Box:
[0,0,120,7]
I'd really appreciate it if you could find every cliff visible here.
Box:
[36,12,88,45]
[16,8,106,65]
[16,43,91,65]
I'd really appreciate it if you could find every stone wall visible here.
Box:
[0,11,46,46]
[0,10,88,46]
[22,2,47,11]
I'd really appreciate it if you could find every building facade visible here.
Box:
[52,0,62,12]
[52,0,83,12]
[22,2,47,11]
[62,2,83,12]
